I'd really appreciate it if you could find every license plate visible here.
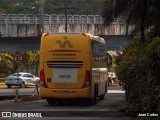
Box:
[59,91,69,94]
[52,68,77,83]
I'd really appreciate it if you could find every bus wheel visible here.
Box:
[90,85,98,105]
[99,82,107,100]
[94,85,98,103]
[7,85,11,88]
[57,100,63,105]
[99,94,105,100]
[105,82,108,93]
[47,98,56,105]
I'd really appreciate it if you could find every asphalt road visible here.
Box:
[0,85,124,96]
[0,84,132,120]
[0,86,39,96]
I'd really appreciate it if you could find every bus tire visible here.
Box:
[47,98,56,105]
[57,100,63,105]
[105,82,108,93]
[7,85,11,88]
[90,85,98,105]
[99,94,105,100]
[99,82,107,100]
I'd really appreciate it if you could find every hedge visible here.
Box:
[116,35,160,119]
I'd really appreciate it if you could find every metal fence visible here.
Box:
[0,14,132,37]
[0,14,104,25]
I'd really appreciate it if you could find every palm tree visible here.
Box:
[102,0,160,43]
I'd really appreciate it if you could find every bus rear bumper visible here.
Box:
[40,87,91,99]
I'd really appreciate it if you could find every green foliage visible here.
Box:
[0,51,39,77]
[102,0,160,41]
[116,35,160,117]
[0,0,102,15]
[0,52,14,76]
[102,0,160,118]
[27,51,40,76]
[0,73,8,78]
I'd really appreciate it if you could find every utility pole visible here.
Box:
[61,0,74,32]
[64,2,67,32]
[39,0,45,35]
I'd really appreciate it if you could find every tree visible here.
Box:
[102,0,160,43]
[102,0,160,114]
[28,51,39,76]
[0,53,14,77]
[19,51,40,76]
[0,0,102,15]
[0,51,40,77]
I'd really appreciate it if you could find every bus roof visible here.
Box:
[42,32,105,44]
[89,35,105,44]
[47,32,82,35]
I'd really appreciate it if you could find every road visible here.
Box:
[0,84,132,120]
[0,84,124,96]
[0,86,39,96]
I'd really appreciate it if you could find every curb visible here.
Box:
[0,95,42,102]
[0,85,6,88]
[14,96,42,103]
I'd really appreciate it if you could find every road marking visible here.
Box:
[108,90,125,93]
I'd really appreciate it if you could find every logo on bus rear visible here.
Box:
[56,36,73,48]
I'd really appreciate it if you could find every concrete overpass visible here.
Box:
[0,14,133,37]
[0,36,40,52]
[0,35,130,52]
[0,14,133,52]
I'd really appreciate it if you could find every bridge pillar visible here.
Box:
[5,15,9,37]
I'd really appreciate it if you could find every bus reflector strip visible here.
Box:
[47,61,83,68]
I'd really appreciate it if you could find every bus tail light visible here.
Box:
[82,33,87,36]
[82,70,91,88]
[44,33,49,37]
[40,70,48,88]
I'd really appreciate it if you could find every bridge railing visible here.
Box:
[0,14,134,37]
[0,14,105,25]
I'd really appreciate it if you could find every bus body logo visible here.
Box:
[56,36,73,48]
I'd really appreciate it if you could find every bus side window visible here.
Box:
[91,40,95,53]
[107,53,112,66]
[91,40,96,60]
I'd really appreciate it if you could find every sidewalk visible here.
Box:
[0,85,5,88]
[0,84,132,120]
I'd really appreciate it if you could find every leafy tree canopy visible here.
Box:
[0,0,102,15]
[102,0,160,43]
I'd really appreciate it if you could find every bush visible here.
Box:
[0,73,7,78]
[116,35,160,118]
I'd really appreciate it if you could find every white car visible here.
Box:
[5,72,40,88]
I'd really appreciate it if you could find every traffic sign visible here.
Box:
[14,55,23,63]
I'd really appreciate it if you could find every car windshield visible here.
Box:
[10,73,22,77]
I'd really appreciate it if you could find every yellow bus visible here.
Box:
[39,33,108,105]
